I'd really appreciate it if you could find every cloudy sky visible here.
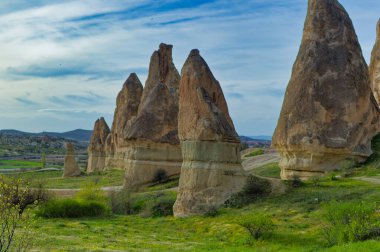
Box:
[0,0,379,136]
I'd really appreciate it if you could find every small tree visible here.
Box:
[40,153,46,169]
[0,177,37,251]
[238,214,275,240]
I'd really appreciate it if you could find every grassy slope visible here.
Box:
[30,178,380,251]
[9,169,125,189]
[0,159,43,169]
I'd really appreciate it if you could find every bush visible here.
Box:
[225,175,272,208]
[204,206,219,217]
[290,176,303,188]
[153,169,169,184]
[76,181,106,203]
[150,197,175,217]
[0,176,36,251]
[37,199,110,218]
[238,214,275,240]
[322,201,380,246]
[109,189,141,215]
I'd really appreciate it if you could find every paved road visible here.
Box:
[242,152,280,172]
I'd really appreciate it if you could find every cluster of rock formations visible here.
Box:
[272,0,380,180]
[84,0,380,215]
[63,142,81,177]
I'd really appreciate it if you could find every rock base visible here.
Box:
[173,141,247,217]
[124,141,182,189]
[277,149,368,180]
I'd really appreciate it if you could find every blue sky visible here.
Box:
[0,0,379,135]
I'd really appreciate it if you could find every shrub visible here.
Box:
[37,199,109,218]
[225,175,272,208]
[238,214,275,240]
[150,197,175,217]
[108,189,140,215]
[204,206,219,217]
[0,176,37,251]
[153,169,169,184]
[76,181,107,203]
[322,201,380,246]
[290,176,303,188]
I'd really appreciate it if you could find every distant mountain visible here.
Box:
[240,135,271,148]
[0,129,93,142]
[40,129,93,142]
[248,135,272,141]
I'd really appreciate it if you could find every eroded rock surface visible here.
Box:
[272,0,380,180]
[124,43,182,189]
[173,49,246,217]
[63,142,81,177]
[370,19,380,106]
[105,73,143,169]
[87,117,110,173]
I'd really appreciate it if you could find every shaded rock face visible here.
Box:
[87,117,110,173]
[105,74,143,169]
[370,19,380,106]
[272,0,380,180]
[124,43,182,189]
[173,50,246,217]
[63,142,81,177]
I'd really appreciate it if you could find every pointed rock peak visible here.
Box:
[122,73,143,90]
[189,49,200,57]
[141,43,180,104]
[179,50,237,142]
[96,117,110,130]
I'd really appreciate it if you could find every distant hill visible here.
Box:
[240,135,271,148]
[0,129,93,142]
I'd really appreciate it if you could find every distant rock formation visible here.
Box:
[124,43,182,189]
[105,73,143,169]
[173,49,246,217]
[87,117,110,173]
[370,19,380,106]
[272,0,380,180]
[63,142,81,177]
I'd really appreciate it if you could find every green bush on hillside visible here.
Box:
[36,199,110,218]
[322,201,380,246]
[225,175,272,208]
[238,214,275,240]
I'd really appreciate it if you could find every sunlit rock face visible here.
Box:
[63,142,81,177]
[370,19,380,106]
[173,49,246,217]
[87,117,110,173]
[104,73,143,170]
[123,43,182,189]
[272,0,380,180]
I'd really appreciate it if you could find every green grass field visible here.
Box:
[28,178,380,251]
[9,169,125,189]
[0,159,43,169]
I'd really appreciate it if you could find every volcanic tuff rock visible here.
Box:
[272,0,380,180]
[173,49,246,217]
[370,19,380,106]
[87,117,110,173]
[63,142,81,177]
[124,43,182,189]
[105,73,143,169]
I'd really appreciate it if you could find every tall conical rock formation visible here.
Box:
[370,19,380,106]
[105,73,143,169]
[124,43,182,189]
[173,49,246,217]
[63,142,81,177]
[87,117,110,173]
[272,0,380,180]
